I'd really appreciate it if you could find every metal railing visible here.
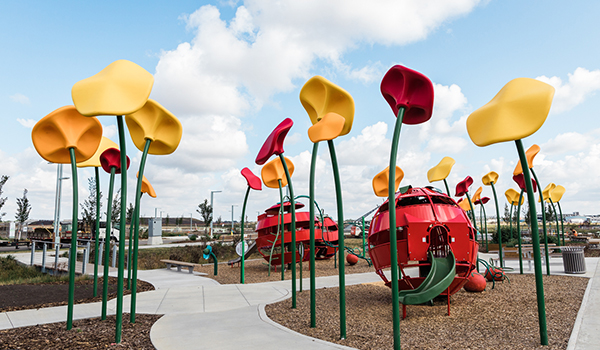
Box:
[30,238,119,275]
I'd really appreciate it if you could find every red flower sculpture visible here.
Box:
[513,173,537,193]
[380,65,435,124]
[100,148,130,174]
[474,197,490,205]
[241,167,262,191]
[455,176,474,197]
[255,118,293,165]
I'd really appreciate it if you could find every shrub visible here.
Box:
[189,234,197,241]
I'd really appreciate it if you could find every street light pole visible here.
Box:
[231,205,237,235]
[210,190,222,238]
[189,213,193,232]
[53,164,69,246]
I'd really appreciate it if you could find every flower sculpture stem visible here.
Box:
[93,167,101,297]
[115,116,128,343]
[130,139,151,323]
[127,224,133,289]
[327,139,346,339]
[549,200,561,245]
[480,204,489,251]
[517,190,524,274]
[102,167,116,320]
[465,193,478,232]
[556,201,565,245]
[309,142,318,328]
[388,108,404,349]
[278,179,285,281]
[530,169,550,275]
[509,203,514,241]
[443,179,451,196]
[490,183,503,267]
[66,148,79,330]
[278,154,297,308]
[240,186,251,284]
[516,139,548,345]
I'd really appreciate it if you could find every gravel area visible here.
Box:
[266,274,589,350]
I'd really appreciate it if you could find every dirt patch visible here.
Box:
[266,274,588,350]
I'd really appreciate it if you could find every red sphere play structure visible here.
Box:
[368,186,478,297]
[464,272,486,292]
[346,253,359,265]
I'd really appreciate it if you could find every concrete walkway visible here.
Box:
[2,249,600,349]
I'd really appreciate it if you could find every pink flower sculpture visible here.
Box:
[255,118,293,165]
[513,173,537,193]
[455,176,474,197]
[380,65,435,124]
[100,148,130,174]
[241,167,262,191]
[474,197,491,205]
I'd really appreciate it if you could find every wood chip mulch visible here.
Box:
[266,274,589,350]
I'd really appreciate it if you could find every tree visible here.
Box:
[503,203,511,224]
[197,199,212,227]
[110,189,121,227]
[15,189,32,240]
[126,203,134,225]
[166,214,170,225]
[0,175,9,221]
[80,177,102,234]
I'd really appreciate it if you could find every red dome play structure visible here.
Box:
[368,186,478,298]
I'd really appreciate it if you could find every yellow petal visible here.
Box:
[307,113,345,143]
[505,188,524,206]
[125,99,182,155]
[472,186,483,203]
[482,171,499,186]
[32,106,103,164]
[550,185,565,203]
[513,144,541,175]
[137,173,157,198]
[77,137,119,168]
[427,156,455,182]
[458,199,472,211]
[261,157,295,189]
[372,166,404,197]
[72,60,154,116]
[540,183,556,202]
[300,76,354,136]
[467,78,554,147]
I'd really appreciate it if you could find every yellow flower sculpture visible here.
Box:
[466,78,555,147]
[482,171,499,186]
[32,106,103,164]
[125,99,182,155]
[513,144,541,176]
[307,113,345,142]
[372,166,404,197]
[300,76,354,137]
[472,186,483,203]
[550,185,565,203]
[77,137,119,168]
[457,198,472,211]
[505,188,524,206]
[261,157,295,189]
[71,60,154,116]
[427,156,455,183]
[541,183,556,202]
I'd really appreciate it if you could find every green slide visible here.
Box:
[399,250,456,305]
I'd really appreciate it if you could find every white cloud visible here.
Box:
[541,131,594,155]
[426,136,468,154]
[16,118,36,128]
[9,93,30,104]
[336,122,390,167]
[536,67,600,114]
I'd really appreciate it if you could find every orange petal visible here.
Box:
[427,157,455,182]
[137,173,157,198]
[300,76,354,136]
[472,186,483,203]
[467,78,554,147]
[72,60,154,116]
[307,113,345,142]
[125,99,182,155]
[513,144,541,175]
[457,198,472,211]
[372,166,404,197]
[482,171,499,186]
[261,157,295,189]
[32,106,103,164]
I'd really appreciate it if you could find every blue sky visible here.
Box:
[1,1,599,224]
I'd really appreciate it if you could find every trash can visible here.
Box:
[561,246,586,274]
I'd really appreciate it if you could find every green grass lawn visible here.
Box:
[0,255,73,285]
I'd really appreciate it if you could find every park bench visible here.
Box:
[161,259,200,274]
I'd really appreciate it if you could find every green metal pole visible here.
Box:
[102,168,116,320]
[115,115,127,344]
[509,204,513,241]
[127,223,132,290]
[516,139,548,346]
[557,202,565,246]
[309,142,318,328]
[279,154,297,309]
[327,139,346,340]
[211,252,218,275]
[465,193,478,231]
[491,183,503,267]
[388,107,405,350]
[482,203,489,252]
[531,169,550,275]
[362,217,366,255]
[93,167,100,297]
[278,180,285,281]
[479,205,484,246]
[130,139,151,323]
[549,200,561,245]
[517,190,524,274]
[443,179,451,196]
[240,187,251,284]
[66,148,79,330]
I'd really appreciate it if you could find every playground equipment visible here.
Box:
[254,201,338,266]
[368,186,478,307]
[203,245,218,276]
